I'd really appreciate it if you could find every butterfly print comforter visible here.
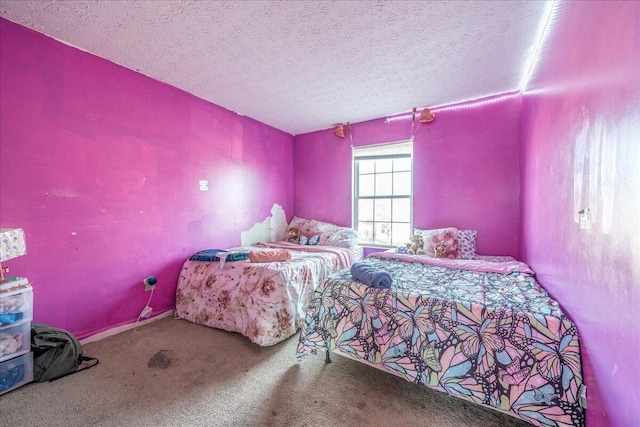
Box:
[176,243,355,346]
[297,254,585,427]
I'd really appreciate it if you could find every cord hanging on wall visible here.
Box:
[410,107,417,138]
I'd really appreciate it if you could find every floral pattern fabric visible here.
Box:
[297,255,584,427]
[414,227,461,259]
[288,216,360,248]
[175,245,354,346]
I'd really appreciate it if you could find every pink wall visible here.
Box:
[0,19,294,339]
[520,2,640,426]
[295,94,522,258]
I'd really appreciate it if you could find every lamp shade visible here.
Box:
[0,228,26,262]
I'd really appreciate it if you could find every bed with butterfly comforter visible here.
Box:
[296,252,585,427]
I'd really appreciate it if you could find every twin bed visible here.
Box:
[175,217,361,346]
[175,221,585,427]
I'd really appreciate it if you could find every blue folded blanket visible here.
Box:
[189,249,250,262]
[350,262,393,288]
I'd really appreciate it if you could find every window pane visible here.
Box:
[392,223,411,245]
[358,221,373,243]
[353,142,413,247]
[376,159,392,173]
[374,198,391,222]
[394,157,411,171]
[375,173,392,196]
[359,159,375,174]
[358,199,373,221]
[359,174,374,197]
[393,171,411,195]
[392,198,411,222]
[374,222,392,245]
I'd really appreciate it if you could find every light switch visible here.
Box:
[578,208,591,229]
[199,180,208,191]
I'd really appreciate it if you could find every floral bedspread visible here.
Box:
[297,255,585,427]
[175,244,354,346]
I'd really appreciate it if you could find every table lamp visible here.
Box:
[0,228,26,282]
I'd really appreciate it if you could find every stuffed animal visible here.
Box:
[285,227,300,244]
[406,234,425,255]
[434,244,447,258]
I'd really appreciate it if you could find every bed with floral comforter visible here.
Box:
[297,252,585,427]
[175,242,356,346]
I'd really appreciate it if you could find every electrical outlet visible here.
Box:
[144,276,157,291]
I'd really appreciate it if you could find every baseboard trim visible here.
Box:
[80,309,174,345]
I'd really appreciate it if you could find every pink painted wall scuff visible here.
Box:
[520,1,640,426]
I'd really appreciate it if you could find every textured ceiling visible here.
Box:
[0,0,552,135]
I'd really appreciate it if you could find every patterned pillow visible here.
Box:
[308,235,321,245]
[414,227,461,259]
[288,216,360,248]
[458,229,478,259]
[395,245,409,254]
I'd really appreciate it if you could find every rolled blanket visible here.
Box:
[189,249,249,262]
[350,262,393,288]
[249,250,292,263]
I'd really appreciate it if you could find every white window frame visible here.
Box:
[352,140,413,247]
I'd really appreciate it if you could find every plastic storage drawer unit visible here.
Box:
[0,320,31,362]
[0,351,33,395]
[0,284,33,327]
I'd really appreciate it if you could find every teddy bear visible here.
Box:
[434,243,447,258]
[285,227,300,244]
[406,234,425,255]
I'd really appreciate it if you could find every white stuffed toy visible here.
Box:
[406,234,425,255]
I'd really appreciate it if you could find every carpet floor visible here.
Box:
[0,317,529,426]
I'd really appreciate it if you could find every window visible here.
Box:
[353,140,413,246]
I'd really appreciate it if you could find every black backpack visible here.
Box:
[31,322,99,382]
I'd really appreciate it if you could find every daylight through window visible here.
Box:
[353,140,413,246]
